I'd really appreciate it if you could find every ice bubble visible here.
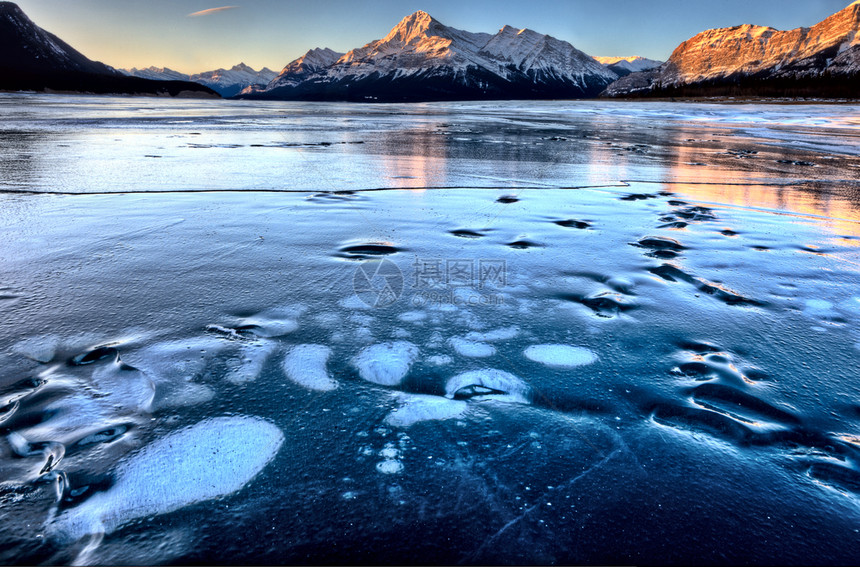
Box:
[48,416,283,543]
[125,337,226,383]
[838,297,860,314]
[312,312,340,328]
[524,344,598,368]
[445,369,529,404]
[427,355,453,366]
[376,460,404,474]
[340,295,371,310]
[379,444,400,459]
[465,326,519,342]
[349,313,374,326]
[239,316,298,338]
[282,344,337,392]
[353,341,419,386]
[384,393,468,427]
[12,335,60,363]
[90,360,156,412]
[804,299,834,313]
[355,326,374,342]
[449,337,496,358]
[398,311,427,323]
[225,341,278,384]
[152,382,215,411]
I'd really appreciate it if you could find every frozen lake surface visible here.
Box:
[1,94,859,564]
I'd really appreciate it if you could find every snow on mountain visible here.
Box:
[122,63,276,97]
[604,0,860,97]
[251,11,617,101]
[593,56,663,75]
[190,63,277,97]
[122,67,190,82]
[661,0,860,85]
[264,48,344,90]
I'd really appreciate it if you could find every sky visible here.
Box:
[12,0,856,74]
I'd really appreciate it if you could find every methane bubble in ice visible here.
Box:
[445,369,529,404]
[282,344,337,392]
[12,335,60,363]
[384,394,468,427]
[524,345,598,368]
[465,326,519,342]
[353,341,419,386]
[449,337,496,358]
[225,341,278,384]
[48,416,283,543]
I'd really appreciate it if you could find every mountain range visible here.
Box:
[0,2,215,97]
[240,11,620,101]
[1,1,857,100]
[604,0,860,98]
[121,64,277,97]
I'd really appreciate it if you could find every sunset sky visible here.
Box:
[13,0,854,74]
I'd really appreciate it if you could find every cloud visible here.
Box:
[187,6,239,17]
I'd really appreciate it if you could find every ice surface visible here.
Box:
[282,344,337,392]
[48,416,283,543]
[523,344,598,368]
[2,97,860,565]
[353,341,419,386]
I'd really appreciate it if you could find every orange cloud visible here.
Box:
[188,6,239,17]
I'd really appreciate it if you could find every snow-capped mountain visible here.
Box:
[122,66,190,82]
[593,56,663,76]
[258,48,345,92]
[122,63,276,97]
[0,1,216,96]
[190,63,277,97]
[604,0,860,98]
[245,11,618,101]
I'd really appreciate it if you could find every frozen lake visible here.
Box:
[1,94,859,564]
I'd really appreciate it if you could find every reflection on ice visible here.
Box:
[1,97,860,565]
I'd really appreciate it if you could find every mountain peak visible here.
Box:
[383,10,442,44]
[0,1,24,15]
